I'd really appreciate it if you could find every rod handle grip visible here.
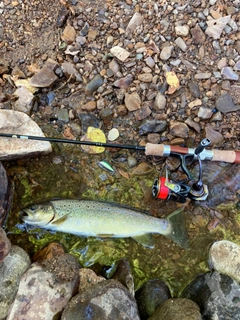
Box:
[212,150,240,164]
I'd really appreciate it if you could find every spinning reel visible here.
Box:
[152,139,211,203]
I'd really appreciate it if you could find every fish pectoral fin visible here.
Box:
[97,233,115,238]
[132,234,154,248]
[51,213,69,225]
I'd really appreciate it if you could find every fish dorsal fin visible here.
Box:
[51,213,69,225]
[132,234,154,248]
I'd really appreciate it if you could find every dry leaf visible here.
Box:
[165,71,180,94]
[117,168,130,180]
[81,127,106,154]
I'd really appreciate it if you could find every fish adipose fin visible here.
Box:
[165,208,190,249]
[132,234,155,248]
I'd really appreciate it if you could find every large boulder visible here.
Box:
[0,161,13,225]
[0,110,52,161]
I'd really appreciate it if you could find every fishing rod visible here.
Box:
[0,133,240,164]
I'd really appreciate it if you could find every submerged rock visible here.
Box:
[149,298,201,320]
[62,279,140,320]
[0,246,31,320]
[181,271,240,320]
[0,110,52,161]
[135,279,171,319]
[111,258,134,297]
[7,253,79,320]
[209,240,240,283]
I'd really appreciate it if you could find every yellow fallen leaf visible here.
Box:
[81,127,106,154]
[165,71,180,94]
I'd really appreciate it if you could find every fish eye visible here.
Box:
[29,205,37,211]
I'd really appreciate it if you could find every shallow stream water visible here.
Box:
[4,139,240,296]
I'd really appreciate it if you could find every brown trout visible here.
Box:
[21,199,189,249]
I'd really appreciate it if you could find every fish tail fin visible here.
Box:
[165,207,190,249]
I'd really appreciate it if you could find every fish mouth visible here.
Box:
[20,209,32,222]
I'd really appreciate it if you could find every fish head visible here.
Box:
[21,202,55,227]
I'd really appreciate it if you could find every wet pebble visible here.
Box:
[33,242,65,262]
[79,268,105,293]
[111,258,134,297]
[108,128,119,141]
[78,113,100,133]
[0,227,11,262]
[149,298,201,320]
[7,254,80,320]
[58,108,69,122]
[135,279,171,319]
[62,280,140,320]
[209,240,240,283]
[181,272,240,320]
[127,155,137,168]
[0,246,31,320]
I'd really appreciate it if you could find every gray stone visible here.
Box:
[181,271,240,320]
[205,126,224,145]
[57,108,69,122]
[0,246,31,320]
[190,24,206,44]
[233,60,240,71]
[221,67,239,81]
[216,93,240,113]
[139,120,167,135]
[174,37,187,52]
[160,46,174,60]
[13,86,34,114]
[175,25,189,36]
[205,16,231,39]
[154,92,166,109]
[85,74,104,95]
[170,122,189,138]
[62,62,82,82]
[61,279,140,320]
[78,113,100,133]
[125,92,141,111]
[30,66,58,88]
[113,75,133,89]
[135,279,171,319]
[110,46,130,62]
[198,107,213,119]
[7,254,79,320]
[209,240,240,283]
[0,227,11,262]
[188,81,201,98]
[126,12,143,36]
[149,298,201,320]
[0,110,52,161]
[194,72,211,80]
